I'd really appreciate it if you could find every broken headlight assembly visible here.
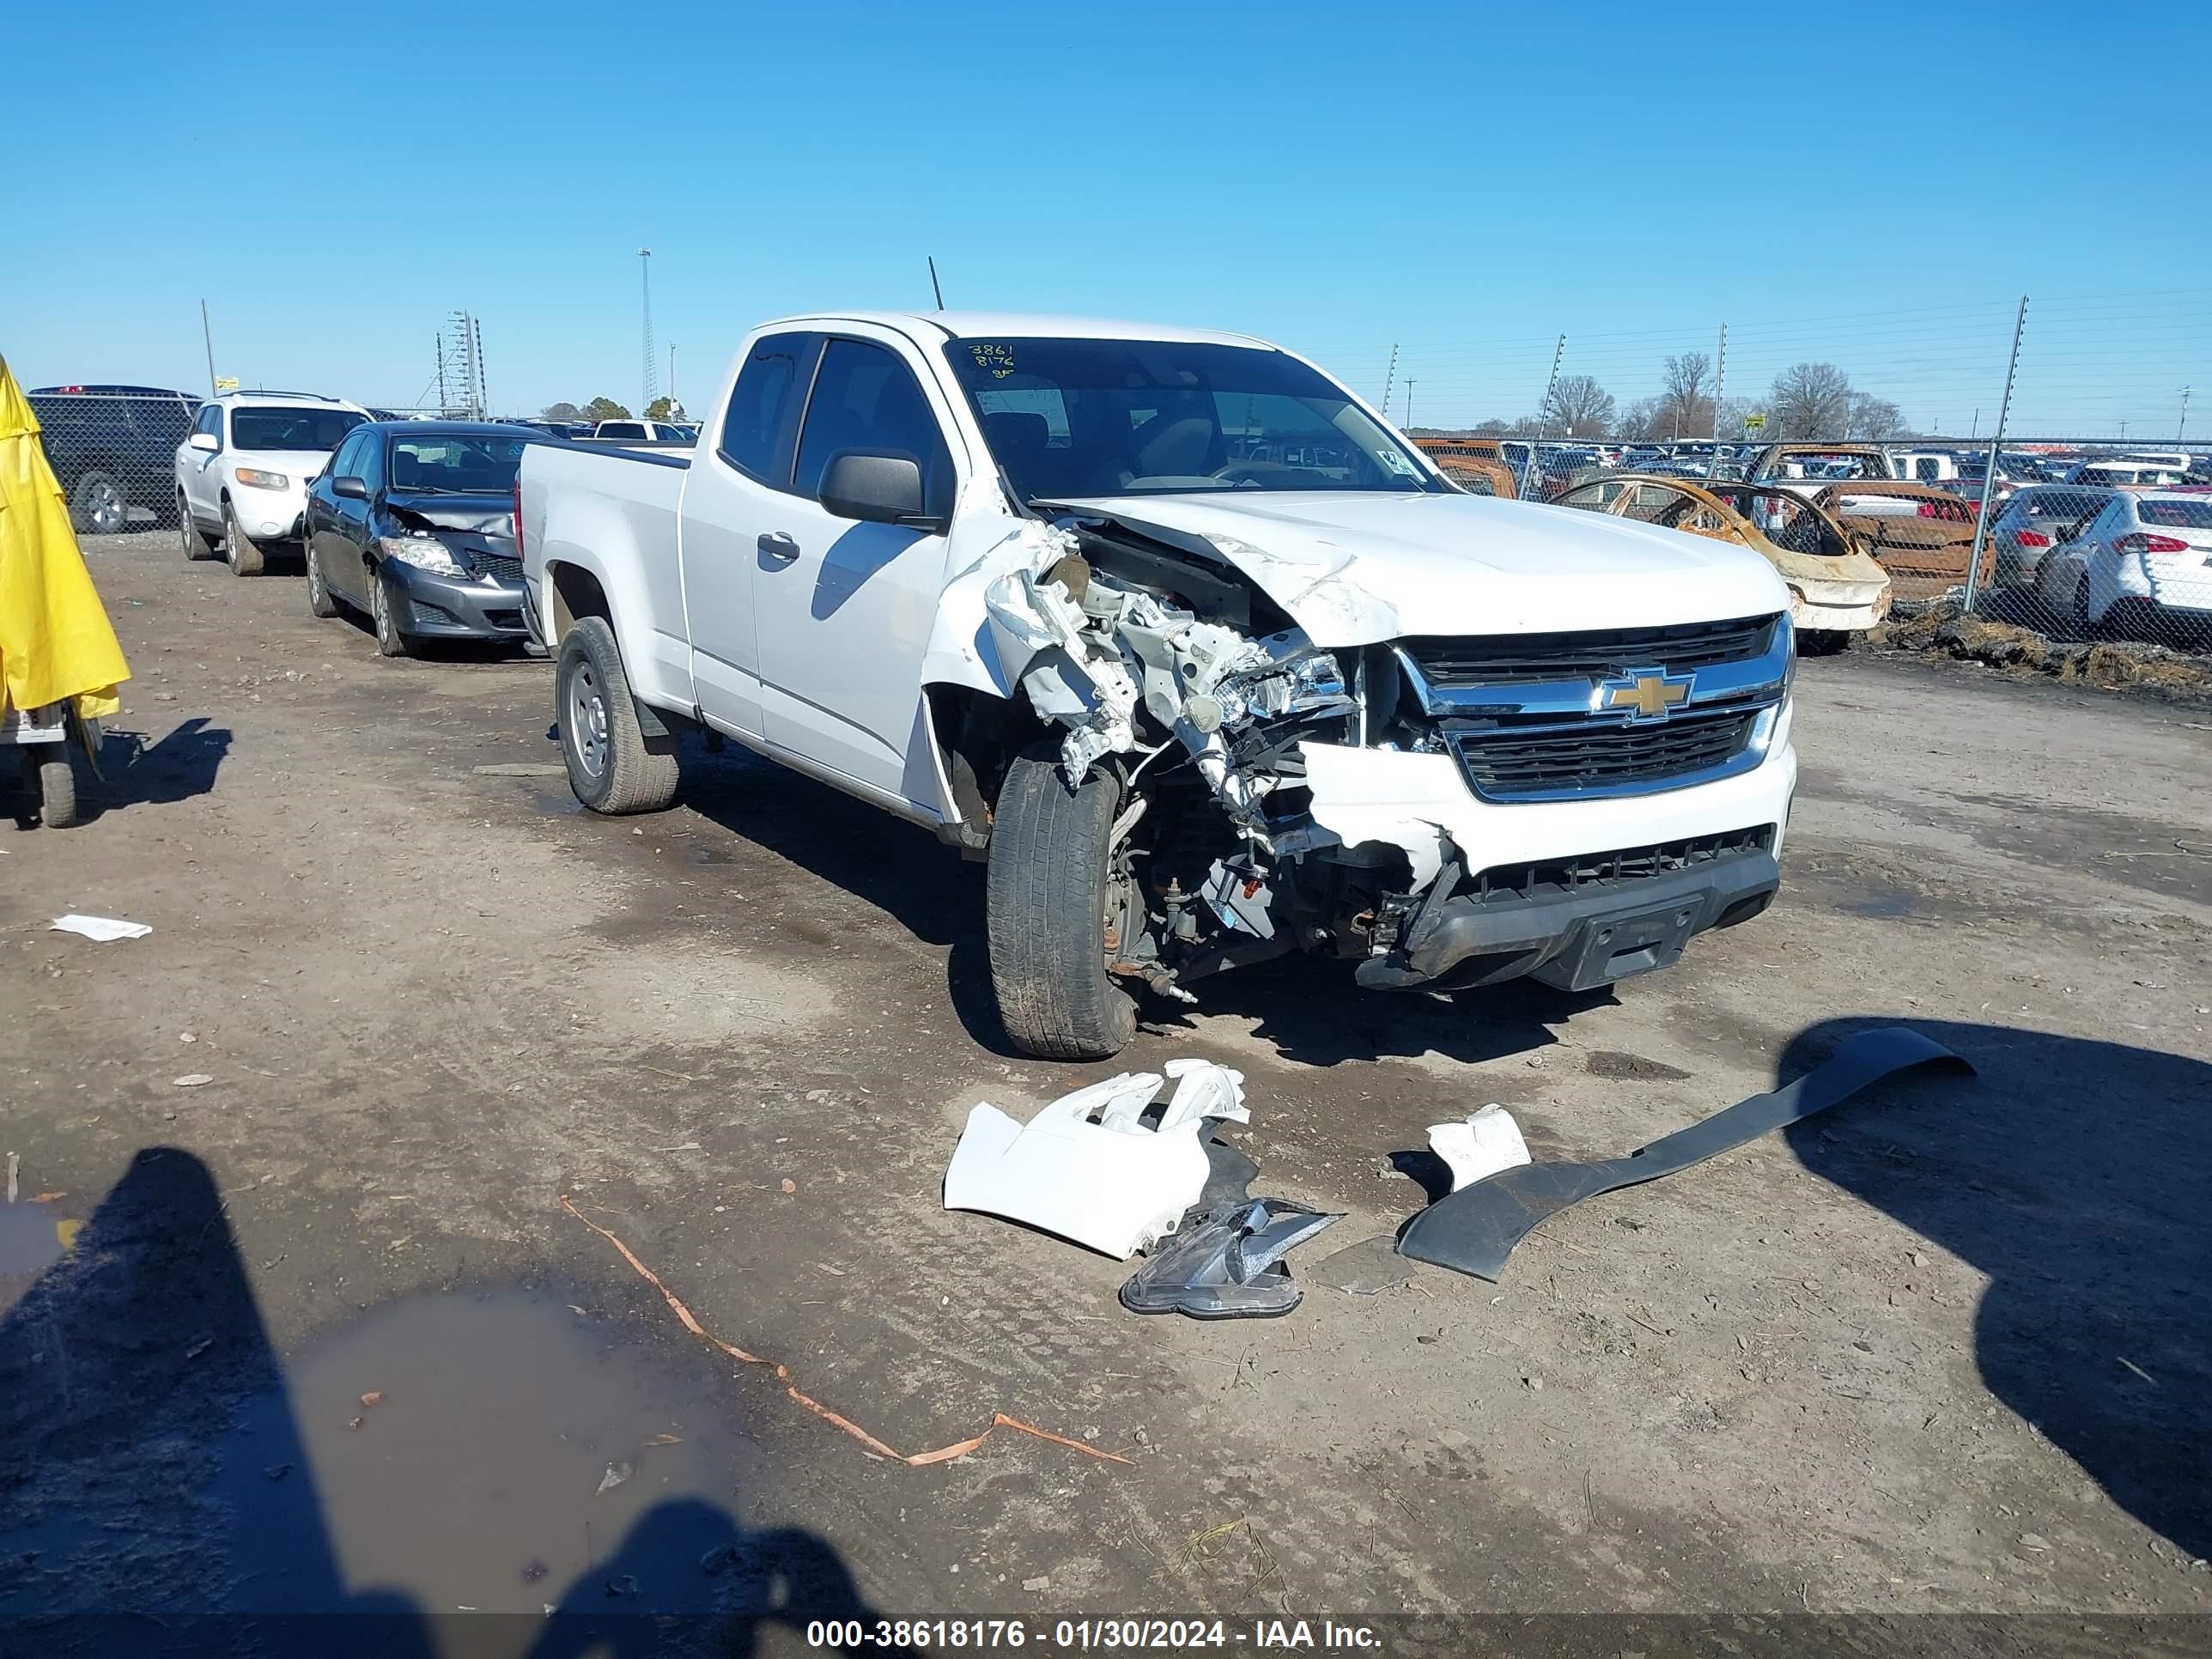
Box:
[232,467,290,490]
[377,533,466,578]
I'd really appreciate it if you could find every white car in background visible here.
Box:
[2062,458,2190,489]
[176,391,369,575]
[2035,490,2212,635]
[588,418,692,443]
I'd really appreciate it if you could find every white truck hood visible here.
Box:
[1048,490,1790,647]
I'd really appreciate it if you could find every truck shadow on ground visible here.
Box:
[671,741,1605,1066]
[1782,1018,2212,1563]
[0,1146,878,1655]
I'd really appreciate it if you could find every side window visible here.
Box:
[793,337,954,509]
[719,333,811,483]
[329,431,366,480]
[197,404,223,441]
[357,432,386,494]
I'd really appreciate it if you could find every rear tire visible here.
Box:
[987,749,1139,1060]
[1797,629,1850,656]
[556,616,678,814]
[223,501,265,576]
[70,471,129,536]
[305,538,339,617]
[179,494,216,561]
[22,747,78,829]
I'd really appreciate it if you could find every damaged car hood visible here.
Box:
[1047,491,1791,647]
[386,494,515,536]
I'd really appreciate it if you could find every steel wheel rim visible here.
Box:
[373,578,394,642]
[307,545,325,605]
[568,663,609,778]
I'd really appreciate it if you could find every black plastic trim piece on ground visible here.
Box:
[1396,1026,1974,1282]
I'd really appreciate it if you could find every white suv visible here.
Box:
[176,391,369,574]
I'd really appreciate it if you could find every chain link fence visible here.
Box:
[1323,289,2212,659]
[26,386,198,537]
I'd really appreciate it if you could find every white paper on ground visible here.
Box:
[942,1060,1249,1258]
[51,915,152,942]
[1428,1103,1533,1192]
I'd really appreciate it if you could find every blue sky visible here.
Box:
[5,0,2205,436]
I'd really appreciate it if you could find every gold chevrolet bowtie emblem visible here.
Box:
[1601,669,1693,720]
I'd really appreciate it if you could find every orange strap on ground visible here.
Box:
[560,1194,1132,1469]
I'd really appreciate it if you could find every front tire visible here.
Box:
[369,568,410,657]
[556,616,678,814]
[223,501,265,576]
[305,539,339,617]
[179,494,216,561]
[986,750,1139,1060]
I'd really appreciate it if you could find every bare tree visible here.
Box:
[1543,374,1616,438]
[1768,362,1855,440]
[1844,391,1906,441]
[1657,352,1715,440]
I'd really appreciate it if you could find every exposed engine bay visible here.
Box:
[976,514,1463,998]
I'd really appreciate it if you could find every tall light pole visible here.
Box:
[2181,386,2192,443]
[1404,379,1416,432]
[639,248,656,413]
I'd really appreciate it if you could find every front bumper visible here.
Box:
[234,485,306,541]
[386,565,531,640]
[1355,840,1780,991]
[1303,720,1797,993]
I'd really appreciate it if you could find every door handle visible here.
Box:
[757,532,799,563]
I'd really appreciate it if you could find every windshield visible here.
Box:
[389,432,536,495]
[230,406,365,451]
[943,337,1442,501]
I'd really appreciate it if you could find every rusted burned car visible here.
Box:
[1808,481,1994,599]
[1743,443,1896,496]
[1553,474,1893,651]
[1413,437,1524,499]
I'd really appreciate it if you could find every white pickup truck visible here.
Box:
[518,313,1799,1058]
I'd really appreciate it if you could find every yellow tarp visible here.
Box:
[0,355,129,720]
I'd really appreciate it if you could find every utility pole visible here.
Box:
[1404,380,1416,432]
[1711,322,1727,446]
[1961,295,2028,612]
[639,247,656,412]
[1525,334,1565,499]
[2180,386,2192,442]
[199,300,218,398]
[472,316,488,417]
[668,343,677,414]
[1380,343,1400,428]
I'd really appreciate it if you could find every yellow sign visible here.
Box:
[1743,410,1766,430]
[215,376,239,392]
[1604,672,1692,720]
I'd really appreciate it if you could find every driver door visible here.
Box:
[751,332,963,803]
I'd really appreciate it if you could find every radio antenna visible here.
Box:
[927,256,945,311]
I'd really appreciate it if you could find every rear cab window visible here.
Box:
[718,332,817,485]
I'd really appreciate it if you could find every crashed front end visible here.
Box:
[956,514,1796,1000]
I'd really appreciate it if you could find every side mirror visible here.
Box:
[818,450,941,532]
[187,432,219,453]
[333,476,368,501]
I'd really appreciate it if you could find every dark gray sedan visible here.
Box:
[301,422,552,658]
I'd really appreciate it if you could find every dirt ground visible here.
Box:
[3,532,2209,1651]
